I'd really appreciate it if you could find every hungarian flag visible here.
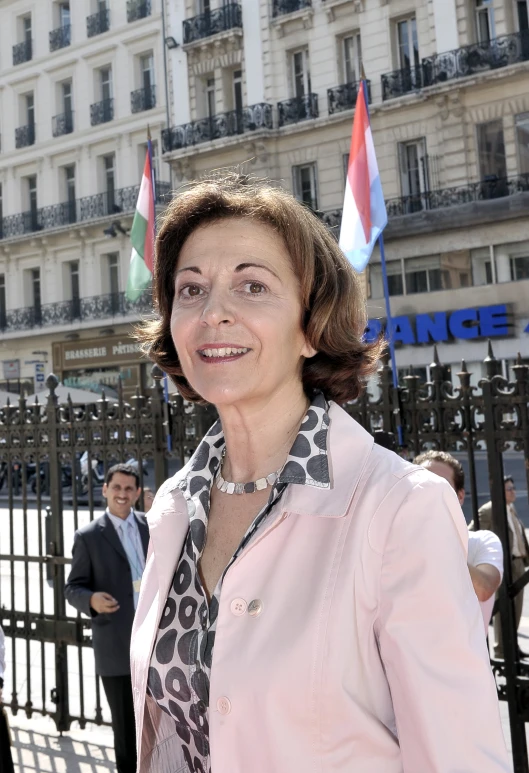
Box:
[339,80,387,273]
[126,142,156,301]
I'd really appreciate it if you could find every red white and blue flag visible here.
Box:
[339,80,387,273]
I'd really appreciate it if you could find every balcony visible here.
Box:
[381,65,424,101]
[327,80,371,114]
[15,123,35,149]
[12,39,32,65]
[131,85,156,113]
[183,3,242,45]
[422,30,529,87]
[162,103,273,152]
[0,289,153,333]
[127,0,151,22]
[277,94,318,126]
[49,24,71,51]
[87,9,110,37]
[272,0,312,15]
[0,182,171,241]
[385,174,529,217]
[52,111,74,137]
[90,98,114,126]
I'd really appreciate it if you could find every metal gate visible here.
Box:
[1,347,528,770]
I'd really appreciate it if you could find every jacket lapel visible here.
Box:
[98,513,128,562]
[147,489,191,607]
[135,512,150,559]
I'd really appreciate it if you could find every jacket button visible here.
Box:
[216,696,231,715]
[248,599,262,617]
[230,598,247,616]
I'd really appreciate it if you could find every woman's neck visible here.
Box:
[217,384,310,483]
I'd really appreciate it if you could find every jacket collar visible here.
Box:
[279,401,374,518]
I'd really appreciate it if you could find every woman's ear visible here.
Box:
[301,339,318,359]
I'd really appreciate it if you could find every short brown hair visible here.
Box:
[138,173,385,403]
[414,450,465,493]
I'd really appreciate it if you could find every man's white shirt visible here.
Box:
[468,530,504,631]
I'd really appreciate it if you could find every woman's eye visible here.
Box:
[244,281,266,294]
[180,285,203,298]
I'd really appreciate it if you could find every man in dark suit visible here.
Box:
[477,475,529,658]
[65,463,148,773]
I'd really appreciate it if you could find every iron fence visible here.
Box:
[0,345,528,768]
[183,3,242,45]
[161,103,273,152]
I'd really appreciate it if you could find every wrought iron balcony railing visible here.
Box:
[327,80,371,114]
[13,39,32,65]
[385,174,529,217]
[90,98,114,126]
[0,289,153,333]
[277,93,318,126]
[49,24,71,51]
[87,9,110,37]
[183,2,242,44]
[381,65,424,100]
[127,0,151,22]
[131,85,156,113]
[52,111,74,137]
[272,0,312,16]
[0,182,171,240]
[15,123,35,149]
[161,103,273,152]
[422,30,529,87]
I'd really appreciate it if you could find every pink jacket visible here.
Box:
[131,402,509,772]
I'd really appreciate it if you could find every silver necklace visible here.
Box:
[215,449,281,495]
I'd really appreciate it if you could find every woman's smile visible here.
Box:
[197,344,251,362]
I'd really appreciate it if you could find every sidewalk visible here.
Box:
[6,712,115,772]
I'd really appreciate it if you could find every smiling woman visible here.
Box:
[130,173,510,773]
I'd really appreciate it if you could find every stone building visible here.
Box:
[162,0,529,384]
[0,0,169,397]
[1,0,528,398]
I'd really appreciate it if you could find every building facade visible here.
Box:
[0,0,169,397]
[161,0,529,385]
[1,0,528,399]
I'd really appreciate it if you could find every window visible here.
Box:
[138,141,159,180]
[31,268,41,322]
[26,175,38,230]
[100,67,112,102]
[511,255,529,279]
[140,53,154,92]
[105,253,120,312]
[63,165,76,222]
[103,154,115,212]
[475,0,494,43]
[477,120,506,180]
[23,15,32,43]
[206,77,215,118]
[405,256,443,294]
[517,0,529,31]
[398,138,429,211]
[57,2,70,27]
[292,49,311,98]
[397,17,419,70]
[233,70,243,114]
[69,261,81,317]
[342,33,362,84]
[516,113,529,175]
[471,247,494,285]
[292,163,318,210]
[369,262,404,299]
[198,0,211,12]
[26,93,35,127]
[62,81,72,115]
[0,274,6,329]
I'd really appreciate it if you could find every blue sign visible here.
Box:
[365,304,511,345]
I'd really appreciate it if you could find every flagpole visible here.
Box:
[147,127,172,449]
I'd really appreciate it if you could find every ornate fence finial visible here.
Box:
[483,339,499,379]
[432,344,441,366]
[460,359,468,373]
[46,373,59,392]
[151,363,164,381]
[457,359,471,389]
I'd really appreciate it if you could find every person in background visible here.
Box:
[478,475,529,659]
[415,450,503,632]
[0,623,15,773]
[65,463,148,773]
[141,487,155,513]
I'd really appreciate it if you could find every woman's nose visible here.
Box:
[200,289,234,327]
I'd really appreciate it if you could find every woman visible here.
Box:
[131,174,509,773]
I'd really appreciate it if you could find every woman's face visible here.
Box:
[170,218,316,408]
